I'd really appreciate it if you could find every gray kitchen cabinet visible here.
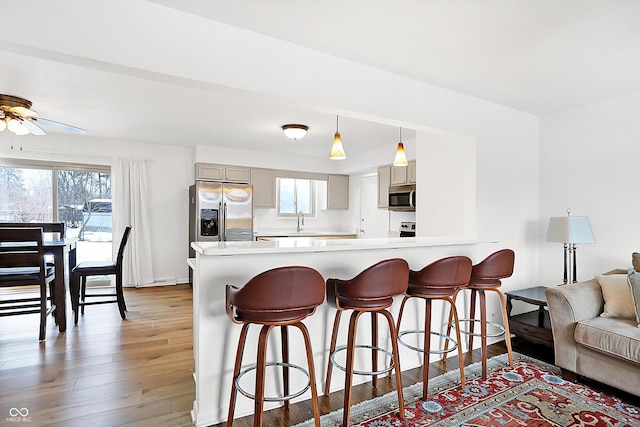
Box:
[327,174,349,210]
[195,163,250,183]
[377,166,391,208]
[390,164,407,185]
[251,168,276,208]
[390,161,416,185]
[408,161,416,183]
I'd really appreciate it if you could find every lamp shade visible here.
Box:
[329,132,346,159]
[546,216,595,244]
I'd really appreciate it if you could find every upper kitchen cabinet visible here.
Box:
[377,166,391,208]
[408,161,416,183]
[195,163,250,183]
[251,168,276,208]
[390,161,416,185]
[327,174,349,210]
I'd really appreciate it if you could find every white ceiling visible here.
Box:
[2,0,640,159]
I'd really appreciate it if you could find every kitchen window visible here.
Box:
[277,178,315,216]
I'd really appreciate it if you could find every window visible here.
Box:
[0,160,112,264]
[277,178,315,216]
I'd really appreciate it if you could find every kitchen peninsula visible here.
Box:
[188,236,500,427]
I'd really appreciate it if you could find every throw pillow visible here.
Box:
[633,252,640,271]
[596,274,635,319]
[628,268,640,327]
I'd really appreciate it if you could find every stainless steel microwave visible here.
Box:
[388,184,415,211]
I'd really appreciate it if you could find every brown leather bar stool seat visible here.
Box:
[452,249,515,379]
[396,256,472,400]
[226,266,325,427]
[324,258,409,427]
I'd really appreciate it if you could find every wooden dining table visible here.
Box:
[44,237,77,332]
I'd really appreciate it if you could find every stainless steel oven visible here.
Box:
[388,184,416,211]
[399,221,416,237]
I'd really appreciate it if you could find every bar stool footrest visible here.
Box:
[397,330,458,354]
[454,319,506,338]
[330,344,394,376]
[236,361,311,402]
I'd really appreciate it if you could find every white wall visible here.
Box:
[539,91,640,284]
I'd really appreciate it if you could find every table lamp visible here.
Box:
[546,209,595,284]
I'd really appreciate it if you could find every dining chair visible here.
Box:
[70,225,132,324]
[0,227,56,340]
[0,222,66,239]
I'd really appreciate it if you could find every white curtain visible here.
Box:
[111,158,154,286]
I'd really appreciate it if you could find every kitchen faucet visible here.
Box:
[297,211,305,232]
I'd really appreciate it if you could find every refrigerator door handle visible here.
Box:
[218,202,224,241]
[223,202,228,241]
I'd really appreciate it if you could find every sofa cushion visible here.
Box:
[596,274,636,319]
[633,252,640,271]
[628,268,640,327]
[575,316,640,366]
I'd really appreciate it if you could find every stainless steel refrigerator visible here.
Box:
[188,180,253,258]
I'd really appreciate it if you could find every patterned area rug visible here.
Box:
[294,353,640,426]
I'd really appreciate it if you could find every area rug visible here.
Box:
[294,352,640,426]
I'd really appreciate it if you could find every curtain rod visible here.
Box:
[0,144,149,161]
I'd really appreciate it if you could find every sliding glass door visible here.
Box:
[0,161,112,264]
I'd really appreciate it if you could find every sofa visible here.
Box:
[545,269,640,397]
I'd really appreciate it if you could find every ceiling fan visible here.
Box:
[0,94,87,136]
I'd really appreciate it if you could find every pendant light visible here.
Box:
[393,127,408,166]
[329,115,346,160]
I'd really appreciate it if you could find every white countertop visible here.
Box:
[191,236,488,256]
[254,229,357,237]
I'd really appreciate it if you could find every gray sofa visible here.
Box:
[545,270,640,397]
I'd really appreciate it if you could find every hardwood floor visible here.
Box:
[1,285,633,427]
[0,284,195,427]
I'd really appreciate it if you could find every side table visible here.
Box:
[505,286,554,347]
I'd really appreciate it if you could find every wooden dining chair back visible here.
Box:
[71,225,132,324]
[0,227,56,340]
[0,222,66,239]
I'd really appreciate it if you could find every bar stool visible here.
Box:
[226,266,325,427]
[450,249,515,379]
[396,256,472,400]
[324,258,408,427]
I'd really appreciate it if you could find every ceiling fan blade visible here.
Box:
[35,117,87,134]
[22,118,47,135]
[10,106,38,117]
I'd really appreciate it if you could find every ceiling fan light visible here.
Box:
[282,124,308,140]
[7,118,23,134]
[14,123,30,136]
[393,142,408,166]
[330,132,346,160]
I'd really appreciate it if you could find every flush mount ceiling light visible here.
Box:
[329,115,346,160]
[393,127,409,166]
[282,124,308,140]
[0,94,87,136]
